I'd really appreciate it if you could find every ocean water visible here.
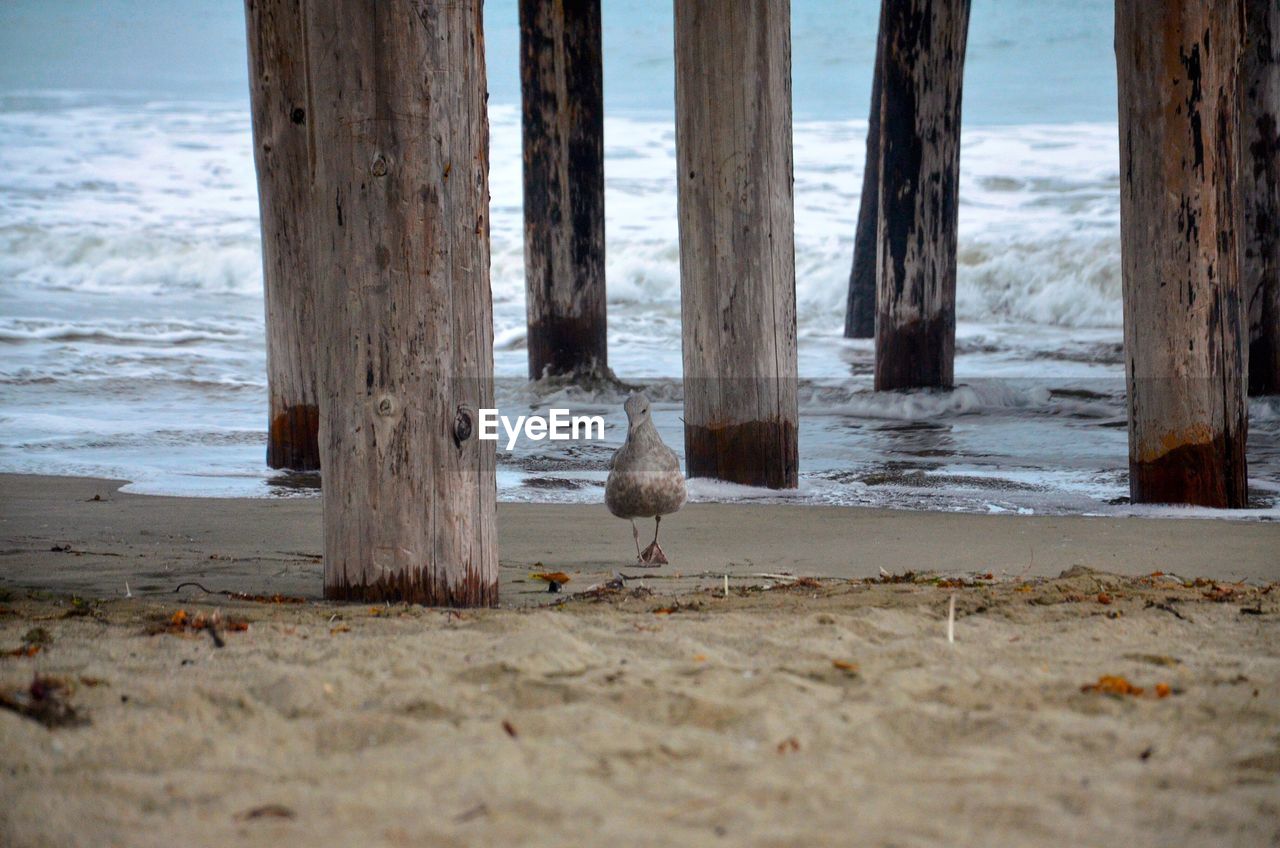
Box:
[0,1,1276,517]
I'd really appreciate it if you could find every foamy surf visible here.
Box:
[0,95,1275,516]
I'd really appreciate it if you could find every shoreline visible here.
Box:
[1,474,1276,606]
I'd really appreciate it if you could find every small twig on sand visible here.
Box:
[124,580,132,599]
[1145,600,1190,622]
[174,581,218,595]
[947,594,956,644]
[724,574,729,598]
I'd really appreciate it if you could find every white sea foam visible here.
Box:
[1,97,1274,515]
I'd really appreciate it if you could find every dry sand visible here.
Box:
[1,474,1278,846]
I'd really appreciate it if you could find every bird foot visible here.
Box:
[637,541,669,566]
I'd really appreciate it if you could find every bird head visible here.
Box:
[623,393,652,434]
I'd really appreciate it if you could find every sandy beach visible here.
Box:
[0,474,1277,846]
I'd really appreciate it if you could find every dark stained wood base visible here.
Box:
[527,313,608,380]
[684,419,798,490]
[875,316,954,391]
[1131,434,1248,509]
[268,403,320,471]
[325,567,499,607]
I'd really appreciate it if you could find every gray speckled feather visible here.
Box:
[605,394,686,520]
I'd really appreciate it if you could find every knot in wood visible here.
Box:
[375,395,398,417]
[370,153,391,177]
[453,405,474,445]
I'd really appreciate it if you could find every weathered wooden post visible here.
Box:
[1115,0,1249,507]
[874,0,971,391]
[305,0,498,603]
[1243,0,1279,396]
[675,0,799,489]
[520,0,608,380]
[244,0,319,470]
[844,0,886,340]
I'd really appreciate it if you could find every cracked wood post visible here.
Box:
[520,0,607,381]
[244,0,319,470]
[675,0,799,489]
[306,0,498,604]
[874,0,970,391]
[844,0,886,340]
[1243,0,1279,396]
[1116,0,1249,507]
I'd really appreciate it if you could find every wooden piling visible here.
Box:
[1115,0,1249,507]
[874,0,970,391]
[305,0,498,604]
[520,0,607,380]
[843,0,886,340]
[244,0,319,470]
[675,0,799,489]
[1243,0,1279,396]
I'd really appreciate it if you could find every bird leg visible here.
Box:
[639,515,669,565]
[631,519,642,561]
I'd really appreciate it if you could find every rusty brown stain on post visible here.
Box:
[684,420,798,491]
[267,404,320,471]
[1132,434,1248,508]
[324,566,499,607]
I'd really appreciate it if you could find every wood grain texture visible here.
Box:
[520,0,607,380]
[1115,0,1248,507]
[244,0,319,470]
[1243,0,1280,396]
[844,0,886,340]
[674,0,799,489]
[305,0,498,604]
[874,0,970,391]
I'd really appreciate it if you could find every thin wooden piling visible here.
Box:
[520,0,607,380]
[844,0,886,340]
[874,0,971,391]
[675,0,799,489]
[244,0,318,470]
[1115,0,1248,507]
[305,0,498,604]
[1243,0,1279,396]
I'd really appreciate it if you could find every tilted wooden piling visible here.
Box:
[1243,0,1279,396]
[675,0,799,489]
[874,0,970,391]
[1115,0,1249,507]
[306,0,498,604]
[244,0,319,470]
[843,0,886,340]
[520,0,607,380]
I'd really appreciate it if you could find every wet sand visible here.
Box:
[1,474,1278,846]
[0,474,1276,603]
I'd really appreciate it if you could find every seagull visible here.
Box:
[605,393,686,565]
